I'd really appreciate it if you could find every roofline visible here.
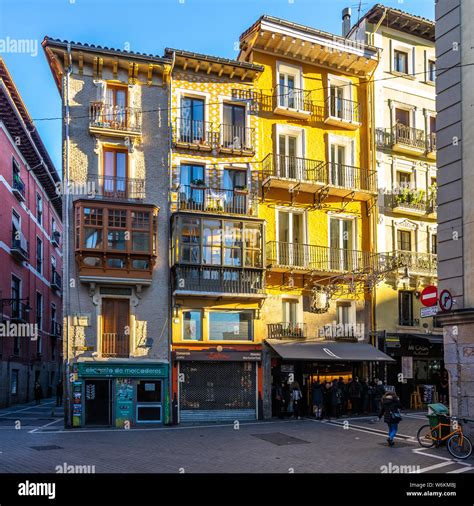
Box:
[240,14,379,54]
[348,3,434,41]
[164,48,264,72]
[42,36,172,65]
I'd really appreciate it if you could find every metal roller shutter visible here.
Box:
[179,361,257,422]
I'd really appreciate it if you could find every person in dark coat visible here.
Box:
[338,377,348,416]
[367,379,376,413]
[360,378,369,414]
[379,392,402,446]
[34,380,42,405]
[439,369,449,404]
[56,380,63,407]
[278,381,290,419]
[323,382,332,419]
[330,379,342,418]
[374,379,386,414]
[312,381,324,419]
[348,377,362,415]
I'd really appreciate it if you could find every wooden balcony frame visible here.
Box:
[74,200,158,283]
[89,101,142,138]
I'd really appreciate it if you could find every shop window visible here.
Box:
[399,291,414,326]
[136,380,162,423]
[183,310,202,341]
[208,311,253,341]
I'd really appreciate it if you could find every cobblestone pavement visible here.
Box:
[0,401,473,473]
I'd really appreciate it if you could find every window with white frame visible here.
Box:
[276,62,303,109]
[327,75,353,121]
[391,41,414,76]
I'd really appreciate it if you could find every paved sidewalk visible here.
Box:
[0,402,472,473]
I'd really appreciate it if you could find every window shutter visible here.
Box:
[389,39,393,72]
[95,80,106,102]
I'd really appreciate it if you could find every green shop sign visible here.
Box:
[78,363,168,378]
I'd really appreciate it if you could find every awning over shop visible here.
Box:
[266,339,395,362]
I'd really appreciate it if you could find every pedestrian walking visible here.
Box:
[348,376,362,415]
[290,381,303,419]
[367,379,375,413]
[374,379,386,414]
[56,380,63,407]
[330,379,342,418]
[338,377,348,416]
[378,392,402,447]
[323,381,332,419]
[361,378,369,414]
[312,381,324,419]
[34,380,42,405]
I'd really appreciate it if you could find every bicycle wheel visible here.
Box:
[447,434,473,459]
[417,425,437,448]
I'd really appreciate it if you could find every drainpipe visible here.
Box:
[167,53,175,424]
[64,43,72,428]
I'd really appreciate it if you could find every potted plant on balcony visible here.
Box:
[190,178,206,189]
[233,185,249,195]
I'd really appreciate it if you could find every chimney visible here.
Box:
[342,7,352,37]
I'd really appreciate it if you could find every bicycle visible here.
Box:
[417,415,473,459]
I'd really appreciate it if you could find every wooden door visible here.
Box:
[102,299,130,357]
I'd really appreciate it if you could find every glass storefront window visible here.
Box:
[209,311,252,341]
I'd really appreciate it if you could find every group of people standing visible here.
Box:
[312,377,386,420]
[274,380,304,419]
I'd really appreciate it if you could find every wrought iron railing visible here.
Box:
[385,193,430,213]
[390,251,437,276]
[89,101,141,133]
[173,266,265,295]
[274,84,312,113]
[266,241,373,273]
[326,96,361,123]
[267,322,307,339]
[219,124,255,152]
[393,124,426,149]
[93,176,145,200]
[427,132,436,152]
[326,162,376,193]
[262,153,326,183]
[102,333,130,358]
[173,118,213,147]
[177,184,257,215]
[12,173,26,199]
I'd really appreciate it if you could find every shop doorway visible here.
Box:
[85,379,112,425]
[136,380,163,423]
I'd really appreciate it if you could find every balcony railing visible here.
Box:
[177,184,257,215]
[101,333,130,358]
[266,241,373,273]
[219,124,255,153]
[12,173,26,200]
[427,132,436,152]
[262,155,376,194]
[11,234,29,261]
[51,271,61,292]
[390,251,437,276]
[93,176,145,200]
[326,162,376,193]
[89,101,141,134]
[262,153,326,183]
[385,193,430,213]
[268,322,307,339]
[173,266,265,296]
[326,96,361,123]
[51,321,62,338]
[274,84,312,114]
[173,118,213,148]
[2,300,30,323]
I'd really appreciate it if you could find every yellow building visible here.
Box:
[238,16,392,416]
[165,49,267,422]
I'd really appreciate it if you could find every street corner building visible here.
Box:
[0,58,63,408]
[42,38,172,427]
[348,5,440,408]
[237,15,395,417]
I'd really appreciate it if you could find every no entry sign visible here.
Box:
[420,286,438,307]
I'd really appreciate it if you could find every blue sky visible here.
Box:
[0,0,435,172]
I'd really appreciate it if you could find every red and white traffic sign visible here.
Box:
[420,285,438,307]
[439,289,454,312]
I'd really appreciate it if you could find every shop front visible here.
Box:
[265,339,395,416]
[73,362,169,427]
[172,347,262,423]
[383,333,444,407]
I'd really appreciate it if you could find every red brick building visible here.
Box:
[0,57,63,407]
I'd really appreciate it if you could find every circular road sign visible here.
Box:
[439,289,453,312]
[420,286,438,307]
